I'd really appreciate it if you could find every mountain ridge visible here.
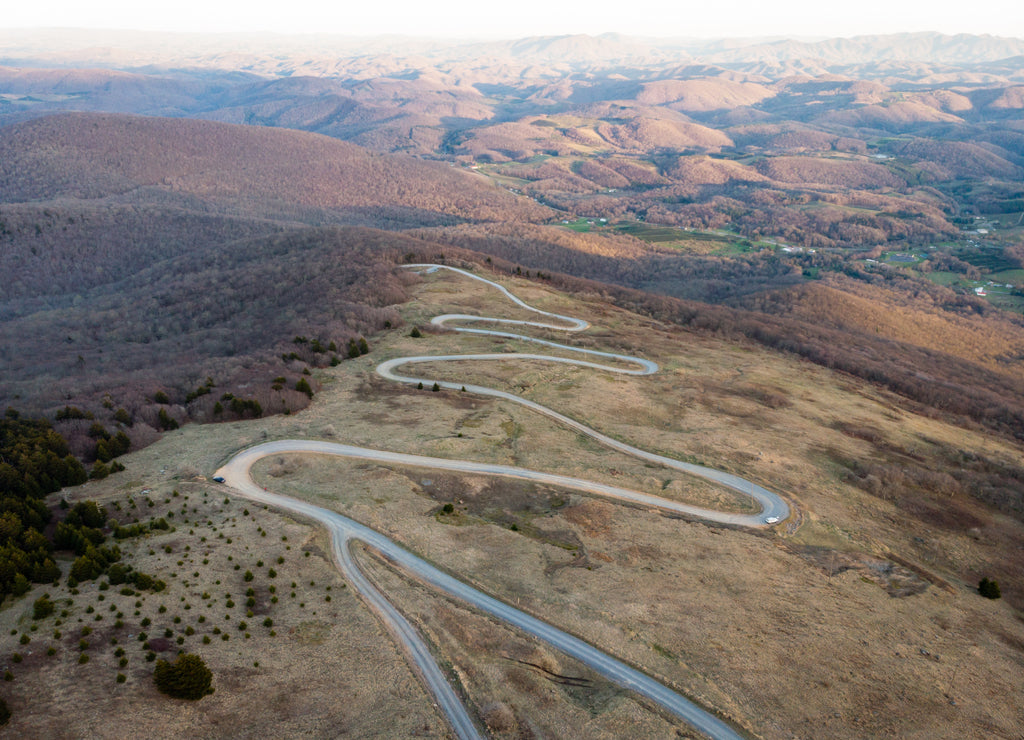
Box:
[4,30,1024,73]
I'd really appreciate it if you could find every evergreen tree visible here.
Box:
[153,653,214,700]
[157,409,178,431]
[95,440,112,463]
[67,501,106,528]
[87,423,109,440]
[32,594,55,620]
[11,573,29,596]
[979,577,1002,599]
[108,431,131,457]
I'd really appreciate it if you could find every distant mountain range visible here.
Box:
[2,30,1024,73]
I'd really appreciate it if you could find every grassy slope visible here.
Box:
[3,267,1021,738]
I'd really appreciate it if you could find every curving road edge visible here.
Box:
[216,264,789,740]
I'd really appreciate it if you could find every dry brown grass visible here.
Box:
[3,265,1022,738]
[356,547,688,739]
[0,474,444,739]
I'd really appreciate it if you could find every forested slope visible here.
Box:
[0,113,549,226]
[0,113,547,448]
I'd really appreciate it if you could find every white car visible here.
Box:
[764,516,780,524]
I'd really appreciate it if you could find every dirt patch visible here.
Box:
[409,472,572,519]
[562,500,615,537]
[702,379,793,410]
[266,455,304,478]
[787,544,931,597]
[412,473,587,555]
[290,620,332,645]
[895,493,989,532]
[145,637,174,653]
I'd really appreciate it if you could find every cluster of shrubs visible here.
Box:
[54,501,165,590]
[87,424,130,463]
[0,413,227,715]
[32,593,56,619]
[184,378,216,403]
[112,517,170,539]
[285,334,369,368]
[106,562,166,592]
[213,395,262,419]
[156,408,179,432]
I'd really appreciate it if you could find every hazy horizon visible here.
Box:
[4,0,1024,42]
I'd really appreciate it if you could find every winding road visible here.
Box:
[216,264,790,740]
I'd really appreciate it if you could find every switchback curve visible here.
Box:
[216,263,790,740]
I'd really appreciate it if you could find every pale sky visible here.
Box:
[4,0,1024,40]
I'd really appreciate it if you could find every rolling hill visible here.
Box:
[0,112,548,225]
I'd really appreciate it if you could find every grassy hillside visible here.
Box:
[1,265,1020,738]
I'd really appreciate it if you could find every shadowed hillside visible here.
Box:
[0,113,548,440]
[0,225,466,451]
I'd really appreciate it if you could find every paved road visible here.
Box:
[382,265,787,526]
[217,442,747,740]
[216,264,788,739]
